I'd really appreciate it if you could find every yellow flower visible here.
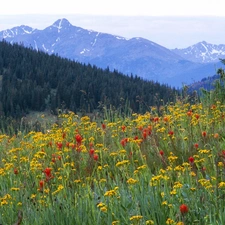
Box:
[198,149,211,154]
[173,182,183,189]
[176,222,184,225]
[100,206,107,212]
[0,199,8,205]
[137,165,147,170]
[190,171,196,177]
[127,178,138,185]
[74,179,82,183]
[110,152,118,157]
[190,187,196,192]
[97,202,105,207]
[30,194,36,199]
[218,182,225,188]
[166,218,174,224]
[130,215,143,221]
[116,160,129,167]
[174,165,185,172]
[170,189,177,195]
[146,220,154,225]
[104,190,117,197]
[52,185,64,195]
[99,178,106,183]
[112,221,120,225]
[119,149,127,154]
[11,187,20,191]
[168,154,178,163]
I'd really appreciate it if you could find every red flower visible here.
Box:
[48,141,52,147]
[202,131,207,137]
[168,130,174,136]
[188,156,194,164]
[56,142,63,150]
[93,154,98,161]
[120,138,127,147]
[66,142,70,148]
[89,148,95,156]
[44,167,53,181]
[14,168,18,175]
[75,134,83,145]
[180,204,188,214]
[195,114,200,120]
[142,130,148,139]
[202,167,206,171]
[159,150,164,156]
[222,150,225,157]
[121,125,126,132]
[153,117,159,122]
[89,142,93,148]
[211,104,216,109]
[62,132,66,139]
[39,180,44,190]
[102,123,106,130]
[194,143,199,149]
[51,157,56,163]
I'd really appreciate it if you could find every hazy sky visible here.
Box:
[1,0,225,16]
[1,0,225,48]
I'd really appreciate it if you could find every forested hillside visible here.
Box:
[0,40,178,118]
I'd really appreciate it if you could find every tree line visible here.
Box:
[0,40,179,119]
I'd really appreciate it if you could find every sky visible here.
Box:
[1,0,225,48]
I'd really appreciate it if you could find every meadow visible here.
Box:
[0,92,225,225]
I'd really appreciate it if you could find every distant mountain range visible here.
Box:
[172,41,225,63]
[0,18,224,87]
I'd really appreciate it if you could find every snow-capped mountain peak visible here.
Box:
[51,18,72,32]
[172,41,225,63]
[2,25,35,38]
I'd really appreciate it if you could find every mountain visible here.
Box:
[172,41,225,63]
[0,18,222,87]
[187,74,220,93]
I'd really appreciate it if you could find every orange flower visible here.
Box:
[187,111,192,117]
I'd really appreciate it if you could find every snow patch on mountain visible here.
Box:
[172,41,225,63]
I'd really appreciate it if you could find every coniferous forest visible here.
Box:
[0,40,178,120]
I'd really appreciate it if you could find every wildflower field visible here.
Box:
[0,99,225,224]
